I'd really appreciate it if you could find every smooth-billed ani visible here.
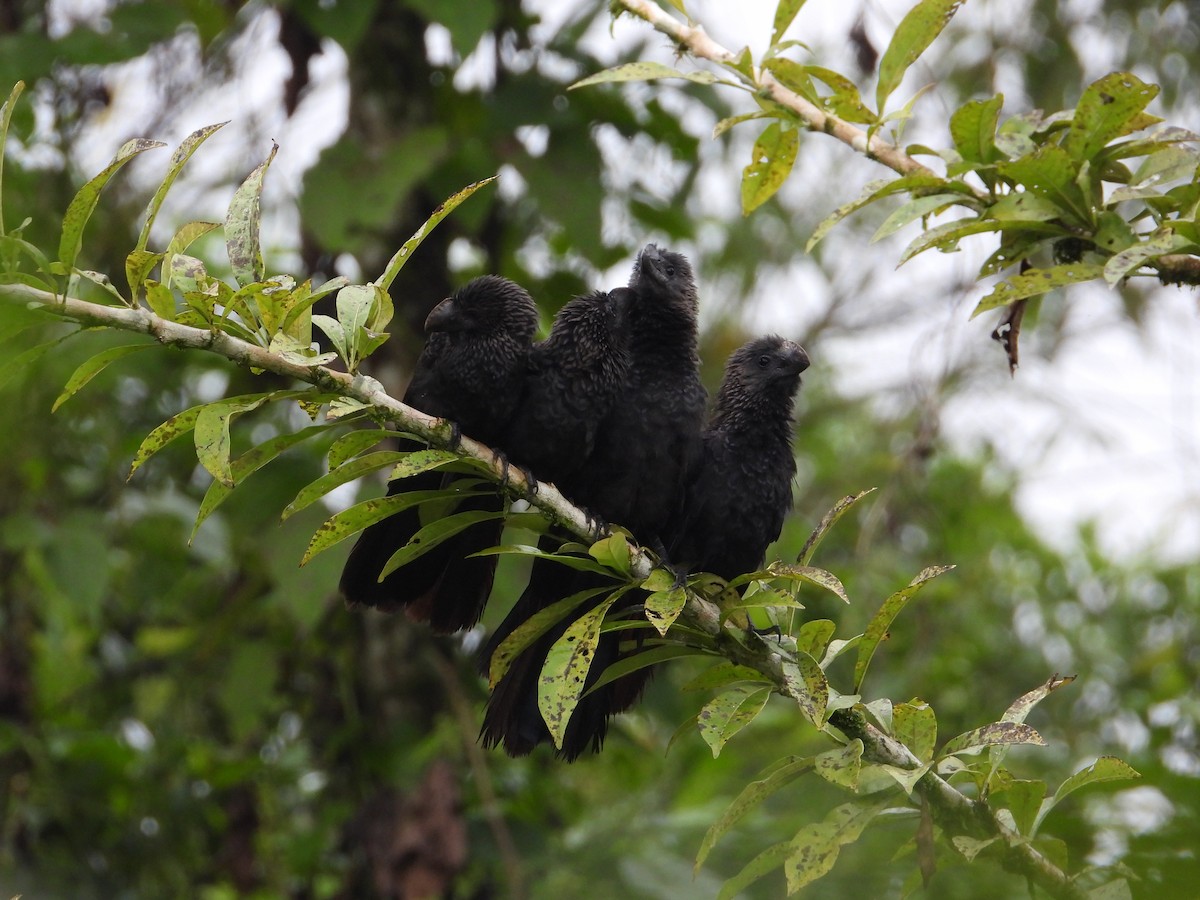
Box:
[338,275,538,632]
[668,335,810,581]
[481,244,707,760]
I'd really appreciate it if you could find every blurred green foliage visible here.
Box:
[1,1,1198,898]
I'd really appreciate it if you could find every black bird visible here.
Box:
[338,275,539,632]
[669,335,810,582]
[503,286,636,489]
[481,244,707,760]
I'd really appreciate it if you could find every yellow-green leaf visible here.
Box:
[876,0,965,112]
[644,585,687,636]
[53,342,157,412]
[698,755,814,872]
[894,699,937,761]
[569,61,719,91]
[854,565,953,692]
[60,138,166,270]
[375,176,497,292]
[225,142,277,287]
[973,263,1105,317]
[379,508,506,578]
[697,686,772,757]
[137,121,228,252]
[1066,72,1159,162]
[539,592,622,748]
[742,121,799,215]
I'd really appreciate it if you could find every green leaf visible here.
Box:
[225,142,277,287]
[950,94,1003,166]
[899,217,1065,266]
[939,721,1045,757]
[814,740,864,789]
[998,779,1046,836]
[59,138,167,270]
[876,0,965,112]
[761,58,817,100]
[713,111,771,139]
[879,761,933,795]
[644,585,687,636]
[779,654,828,726]
[771,0,807,43]
[986,192,1065,222]
[1066,72,1159,162]
[784,800,888,893]
[697,686,772,757]
[716,841,794,900]
[698,755,815,871]
[312,313,348,362]
[893,699,937,761]
[797,489,875,565]
[569,61,719,91]
[128,402,214,478]
[0,332,75,391]
[766,563,850,603]
[75,269,129,305]
[162,221,220,292]
[192,424,328,539]
[375,176,497,292]
[1042,757,1141,821]
[304,488,485,565]
[805,65,878,124]
[281,450,408,520]
[486,587,612,687]
[796,619,836,658]
[327,428,393,470]
[988,674,1075,785]
[124,249,163,301]
[379,508,507,578]
[682,662,772,694]
[0,81,26,237]
[539,591,623,748]
[588,531,632,577]
[281,275,350,336]
[193,395,274,487]
[136,121,228,252]
[973,263,1106,316]
[52,342,157,412]
[854,565,953,692]
[470,544,614,576]
[872,192,966,242]
[583,645,705,696]
[998,145,1090,223]
[742,121,799,215]
[1102,230,1191,285]
[807,174,962,251]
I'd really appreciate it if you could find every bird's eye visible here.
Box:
[664,266,676,277]
[757,355,771,368]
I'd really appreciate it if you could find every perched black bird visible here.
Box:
[481,244,707,760]
[668,336,810,581]
[503,287,636,489]
[338,275,539,632]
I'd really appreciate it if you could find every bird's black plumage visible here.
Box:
[481,245,707,760]
[503,287,635,488]
[338,275,538,632]
[669,335,810,581]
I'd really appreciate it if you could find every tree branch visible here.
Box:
[1,281,600,544]
[614,0,937,179]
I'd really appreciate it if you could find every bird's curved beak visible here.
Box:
[784,343,811,376]
[424,297,460,333]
